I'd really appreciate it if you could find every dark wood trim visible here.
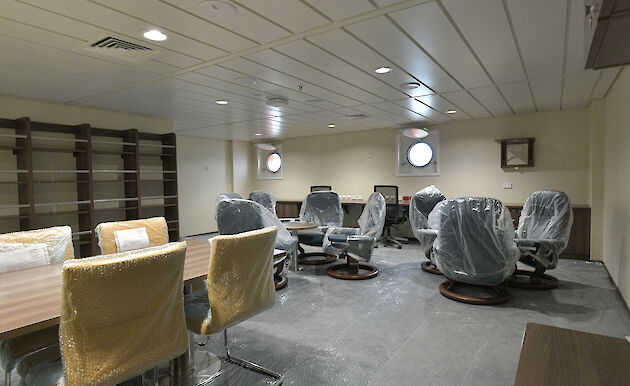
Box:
[162,133,179,241]
[15,117,35,230]
[74,124,95,256]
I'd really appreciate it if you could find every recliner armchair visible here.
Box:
[324,192,386,280]
[509,190,573,289]
[297,191,343,265]
[429,197,521,305]
[249,190,278,216]
[374,185,408,249]
[409,185,446,274]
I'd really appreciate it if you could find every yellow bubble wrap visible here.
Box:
[185,227,277,335]
[0,226,74,264]
[95,217,169,255]
[59,242,188,386]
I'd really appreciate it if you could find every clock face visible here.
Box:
[407,142,433,167]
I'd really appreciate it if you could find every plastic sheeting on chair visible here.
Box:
[249,190,278,216]
[95,217,169,255]
[0,226,73,271]
[299,191,343,228]
[409,185,446,259]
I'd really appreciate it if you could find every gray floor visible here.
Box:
[185,238,630,386]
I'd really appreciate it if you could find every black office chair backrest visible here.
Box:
[374,185,399,221]
[517,190,573,247]
[429,197,520,286]
[299,191,343,227]
[310,185,332,192]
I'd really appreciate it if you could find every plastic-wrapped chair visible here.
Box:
[429,197,521,305]
[323,192,386,280]
[184,227,283,385]
[0,226,73,386]
[20,242,189,386]
[95,217,169,255]
[297,191,343,265]
[409,185,446,275]
[216,196,296,290]
[509,190,573,289]
[249,190,278,216]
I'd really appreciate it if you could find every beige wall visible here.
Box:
[232,140,255,198]
[253,108,591,206]
[601,66,630,304]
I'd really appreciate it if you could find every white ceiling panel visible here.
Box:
[307,28,434,97]
[565,0,587,73]
[349,105,417,125]
[530,77,563,111]
[305,0,375,21]
[469,87,513,117]
[161,0,290,44]
[592,67,622,99]
[392,98,452,123]
[390,2,492,89]
[440,90,491,119]
[370,102,434,124]
[441,0,526,84]
[416,95,471,120]
[346,16,461,92]
[372,0,408,7]
[506,0,567,78]
[562,70,600,109]
[234,0,329,33]
[498,82,535,114]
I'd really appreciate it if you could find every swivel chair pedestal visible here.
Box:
[421,261,442,275]
[509,261,559,289]
[297,245,337,265]
[439,280,511,305]
[326,250,378,280]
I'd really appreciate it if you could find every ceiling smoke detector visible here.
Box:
[234,76,257,85]
[267,96,289,107]
[197,1,238,19]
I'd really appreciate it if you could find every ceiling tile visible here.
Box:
[565,0,587,73]
[562,70,600,109]
[441,0,526,84]
[392,98,451,123]
[468,86,513,117]
[498,82,536,114]
[440,90,491,119]
[235,0,330,33]
[304,0,375,21]
[591,67,621,99]
[416,95,471,120]
[390,1,492,89]
[530,77,563,111]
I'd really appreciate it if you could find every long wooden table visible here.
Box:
[0,239,271,341]
[514,323,630,385]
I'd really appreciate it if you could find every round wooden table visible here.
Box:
[283,221,317,271]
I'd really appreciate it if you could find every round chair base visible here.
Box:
[298,252,337,265]
[274,275,288,290]
[508,269,559,289]
[327,263,378,280]
[421,261,442,275]
[439,280,511,305]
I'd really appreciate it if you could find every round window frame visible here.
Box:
[407,141,433,168]
[266,152,282,173]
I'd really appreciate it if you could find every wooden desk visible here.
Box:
[514,323,630,386]
[0,239,281,340]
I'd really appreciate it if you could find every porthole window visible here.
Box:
[266,152,282,173]
[407,142,433,167]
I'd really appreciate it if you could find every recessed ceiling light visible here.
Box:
[327,124,336,128]
[446,110,457,114]
[233,76,257,85]
[197,1,238,19]
[401,82,421,90]
[216,100,228,105]
[143,29,167,41]
[255,133,262,136]
[402,128,428,139]
[374,66,392,74]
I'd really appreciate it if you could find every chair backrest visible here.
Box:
[517,190,573,249]
[59,242,188,386]
[216,197,295,251]
[0,226,74,273]
[95,217,169,255]
[299,191,343,227]
[358,192,387,239]
[249,190,278,215]
[310,185,332,192]
[409,186,446,252]
[204,227,277,334]
[374,185,400,222]
[429,197,520,286]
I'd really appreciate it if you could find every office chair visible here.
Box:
[249,190,278,216]
[310,185,332,192]
[324,192,386,280]
[95,217,169,254]
[509,190,573,289]
[409,185,446,274]
[297,191,344,264]
[216,196,296,290]
[430,197,520,305]
[184,227,283,385]
[374,185,407,249]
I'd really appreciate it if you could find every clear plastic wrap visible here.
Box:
[0,226,73,270]
[249,190,278,216]
[429,197,520,286]
[516,190,573,269]
[299,191,343,227]
[0,325,59,380]
[185,227,277,335]
[95,217,169,255]
[409,186,446,258]
[216,196,297,252]
[323,192,386,262]
[58,242,189,385]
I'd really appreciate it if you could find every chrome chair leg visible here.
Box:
[5,369,11,386]
[221,330,283,386]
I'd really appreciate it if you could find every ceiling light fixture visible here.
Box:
[233,76,257,85]
[197,1,238,19]
[374,66,392,74]
[446,110,457,114]
[327,124,336,128]
[402,128,428,139]
[143,29,167,41]
[255,133,262,136]
[216,100,228,105]
[401,82,421,90]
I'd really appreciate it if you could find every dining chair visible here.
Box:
[95,216,169,254]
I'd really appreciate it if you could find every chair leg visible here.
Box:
[5,369,11,386]
[420,261,442,275]
[508,262,558,289]
[327,253,378,280]
[222,330,283,385]
[297,241,337,265]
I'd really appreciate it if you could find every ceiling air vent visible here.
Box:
[84,37,158,62]
[345,113,368,120]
